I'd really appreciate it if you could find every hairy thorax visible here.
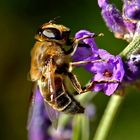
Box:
[30,41,71,81]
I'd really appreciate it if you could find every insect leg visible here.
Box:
[67,72,83,94]
[70,59,103,67]
[65,33,101,55]
[41,58,56,101]
[70,35,96,56]
[68,71,120,94]
[80,80,120,93]
[67,72,94,95]
[71,33,103,56]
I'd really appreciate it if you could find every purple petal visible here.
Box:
[123,20,136,41]
[103,83,119,96]
[124,20,136,33]
[75,30,98,51]
[123,54,140,81]
[73,30,98,63]
[72,44,93,62]
[93,83,105,92]
[98,49,114,60]
[113,55,125,81]
[98,0,109,8]
[85,49,114,73]
[123,0,140,21]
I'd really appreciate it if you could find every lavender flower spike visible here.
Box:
[28,87,52,140]
[98,0,127,39]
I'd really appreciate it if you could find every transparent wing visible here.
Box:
[27,85,47,130]
[40,58,60,128]
[44,101,60,129]
[27,84,36,130]
[27,86,55,140]
[27,85,60,130]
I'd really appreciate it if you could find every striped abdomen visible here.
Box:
[52,91,84,114]
[39,76,84,114]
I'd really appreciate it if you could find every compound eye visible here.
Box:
[42,28,62,40]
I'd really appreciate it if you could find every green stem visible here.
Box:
[93,94,124,140]
[72,92,95,140]
[120,35,140,59]
[72,115,82,140]
[93,34,140,140]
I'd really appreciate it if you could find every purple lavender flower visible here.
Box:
[73,30,125,95]
[98,0,140,41]
[123,0,140,21]
[98,1,127,39]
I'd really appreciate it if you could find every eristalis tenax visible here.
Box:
[29,19,96,127]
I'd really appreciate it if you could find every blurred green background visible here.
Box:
[0,0,140,140]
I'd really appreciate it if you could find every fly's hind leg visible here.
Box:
[68,71,120,95]
[67,72,83,94]
[70,59,103,67]
[80,80,120,93]
[67,72,94,95]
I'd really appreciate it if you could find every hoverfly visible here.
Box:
[29,20,96,125]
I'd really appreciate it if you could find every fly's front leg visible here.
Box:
[65,33,101,55]
[70,59,104,67]
[70,35,96,56]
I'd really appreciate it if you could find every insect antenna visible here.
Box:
[49,16,61,24]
